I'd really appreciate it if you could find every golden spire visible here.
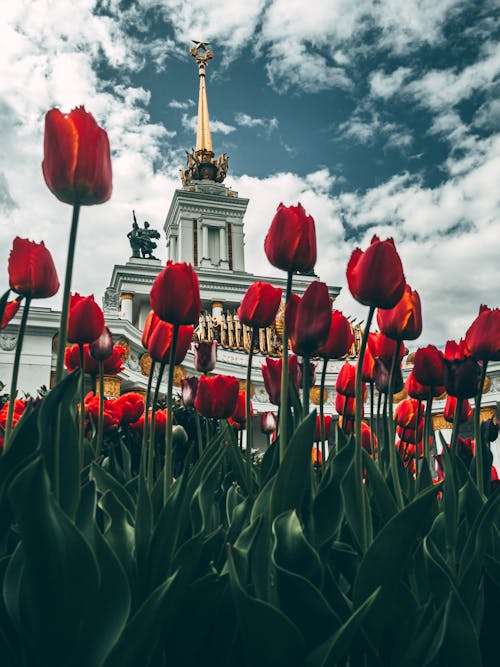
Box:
[191,41,213,153]
[180,41,229,186]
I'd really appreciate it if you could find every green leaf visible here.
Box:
[341,457,372,553]
[270,410,316,522]
[353,484,439,638]
[134,473,152,597]
[362,448,398,525]
[305,587,380,666]
[396,601,446,667]
[38,371,81,518]
[99,490,136,587]
[90,462,136,520]
[225,432,250,496]
[441,588,483,666]
[259,438,279,486]
[272,510,323,588]
[227,544,306,667]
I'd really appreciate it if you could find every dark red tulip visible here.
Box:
[65,343,126,375]
[405,369,444,400]
[142,309,161,349]
[394,398,421,429]
[194,341,217,373]
[346,235,406,309]
[465,305,500,361]
[150,261,201,325]
[367,332,405,363]
[89,326,114,361]
[264,202,317,273]
[373,357,403,395]
[335,361,358,397]
[131,409,168,435]
[413,345,445,387]
[8,237,59,299]
[315,415,332,441]
[1,301,20,329]
[114,392,145,424]
[376,285,422,341]
[230,390,254,427]
[318,310,354,359]
[148,321,193,364]
[181,376,199,408]
[194,374,239,419]
[443,339,481,399]
[361,345,375,382]
[67,293,105,344]
[335,394,360,418]
[261,356,300,404]
[238,282,282,328]
[286,281,331,356]
[260,411,277,434]
[42,106,112,205]
[444,396,473,423]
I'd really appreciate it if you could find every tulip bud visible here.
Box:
[181,376,199,408]
[260,411,277,435]
[89,326,114,361]
[373,357,403,395]
[194,340,217,373]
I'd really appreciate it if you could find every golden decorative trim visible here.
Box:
[310,387,328,405]
[212,301,223,309]
[173,365,187,387]
[239,379,254,397]
[483,375,491,393]
[121,293,133,301]
[101,375,121,398]
[140,352,153,377]
[393,387,408,403]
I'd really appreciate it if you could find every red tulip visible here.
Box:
[376,284,422,341]
[150,261,201,325]
[89,326,114,361]
[230,390,254,427]
[286,281,331,356]
[148,321,193,364]
[367,331,405,363]
[318,310,354,359]
[1,301,20,329]
[335,394,361,418]
[335,361,358,397]
[0,400,26,449]
[413,345,445,387]
[42,106,112,205]
[260,411,277,434]
[346,235,406,309]
[8,237,59,299]
[194,374,239,419]
[114,392,145,424]
[84,392,120,432]
[394,398,421,429]
[264,202,317,273]
[193,341,217,373]
[238,282,282,328]
[361,345,375,382]
[262,355,300,405]
[443,339,481,399]
[181,376,199,408]
[65,343,126,375]
[465,305,500,361]
[67,293,104,344]
[142,309,161,349]
[315,415,332,441]
[131,409,168,435]
[443,396,473,424]
[405,370,444,400]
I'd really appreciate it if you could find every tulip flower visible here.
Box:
[150,261,201,325]
[67,293,105,345]
[465,305,500,361]
[367,332,405,363]
[312,446,323,466]
[194,374,239,419]
[65,343,126,375]
[405,370,444,400]
[264,202,317,274]
[443,340,481,399]
[443,396,473,424]
[394,398,421,429]
[84,392,120,432]
[42,107,112,205]
[0,400,26,449]
[194,340,217,373]
[148,321,193,364]
[89,326,114,361]
[181,376,199,408]
[346,235,406,309]
[373,357,403,395]
[142,309,161,349]
[361,344,375,382]
[335,362,359,397]
[131,408,168,435]
[260,411,277,435]
[238,282,282,328]
[318,310,354,359]
[8,237,59,299]
[230,390,254,427]
[376,285,422,341]
[114,392,145,424]
[335,394,361,418]
[315,414,332,441]
[1,301,20,329]
[285,281,331,356]
[413,345,445,388]
[262,355,300,405]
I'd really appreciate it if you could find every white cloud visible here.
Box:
[337,110,413,151]
[169,98,195,110]
[234,112,278,135]
[370,67,413,98]
[181,113,236,135]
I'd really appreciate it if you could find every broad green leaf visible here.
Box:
[362,448,398,525]
[134,473,152,597]
[224,432,250,496]
[441,588,483,666]
[259,438,279,486]
[99,490,136,587]
[396,601,446,667]
[227,544,306,667]
[90,462,136,520]
[272,510,323,588]
[341,458,371,553]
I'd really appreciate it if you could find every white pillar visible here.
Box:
[219,227,227,261]
[120,293,133,322]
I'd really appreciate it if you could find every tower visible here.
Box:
[164,41,247,274]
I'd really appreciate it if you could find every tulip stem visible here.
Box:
[354,305,374,552]
[302,353,311,418]
[319,358,328,464]
[450,398,463,454]
[78,344,85,468]
[423,394,433,471]
[387,340,404,508]
[245,328,257,494]
[96,361,105,459]
[164,325,178,505]
[474,361,488,497]
[278,270,293,463]
[55,203,81,385]
[4,296,30,449]
[195,411,203,459]
[148,360,165,492]
[415,400,423,474]
[369,381,375,463]
[140,359,156,477]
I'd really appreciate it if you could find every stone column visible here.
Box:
[219,226,229,269]
[120,293,133,322]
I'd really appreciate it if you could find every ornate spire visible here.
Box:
[180,41,229,186]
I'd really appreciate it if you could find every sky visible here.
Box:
[1,0,499,348]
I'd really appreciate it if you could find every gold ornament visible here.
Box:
[140,353,153,376]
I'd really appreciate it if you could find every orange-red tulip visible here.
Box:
[318,310,354,359]
[377,284,422,341]
[465,305,500,361]
[67,293,105,344]
[1,301,20,329]
[8,237,59,299]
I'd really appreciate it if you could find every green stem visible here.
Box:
[4,296,30,449]
[302,353,311,418]
[369,380,375,463]
[278,270,293,463]
[415,400,423,473]
[245,328,257,494]
[96,361,105,458]
[163,325,179,504]
[319,357,328,464]
[55,204,81,384]
[195,410,203,459]
[423,393,433,469]
[78,344,85,469]
[147,360,165,493]
[140,359,156,475]
[375,390,382,466]
[450,398,463,454]
[388,340,404,508]
[354,305,375,552]
[474,362,488,497]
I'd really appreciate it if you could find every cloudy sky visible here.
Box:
[1,0,499,347]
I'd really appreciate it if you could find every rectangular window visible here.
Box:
[193,219,198,265]
[227,223,233,270]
